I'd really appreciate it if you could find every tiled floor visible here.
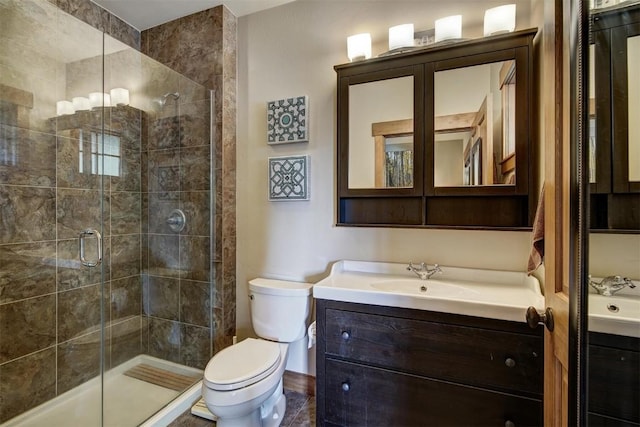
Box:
[168,389,315,427]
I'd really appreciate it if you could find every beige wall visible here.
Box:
[237,0,536,336]
[236,0,640,374]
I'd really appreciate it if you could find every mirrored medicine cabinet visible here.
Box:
[589,3,640,231]
[335,28,538,229]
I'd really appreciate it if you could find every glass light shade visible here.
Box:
[72,96,91,111]
[483,4,516,36]
[389,24,414,50]
[56,100,75,116]
[435,15,462,42]
[347,33,372,61]
[110,88,129,106]
[89,92,111,108]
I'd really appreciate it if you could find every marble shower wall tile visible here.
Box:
[56,330,102,395]
[57,284,104,343]
[180,145,210,191]
[56,188,110,240]
[109,316,143,368]
[143,275,179,321]
[180,280,211,327]
[0,241,56,304]
[180,324,210,369]
[148,317,181,363]
[147,235,180,278]
[111,234,140,280]
[179,236,210,282]
[110,275,141,321]
[111,191,141,235]
[0,347,56,424]
[0,125,56,187]
[57,237,110,291]
[0,294,56,363]
[0,185,56,244]
[180,191,210,237]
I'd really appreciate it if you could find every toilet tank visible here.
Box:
[249,278,313,342]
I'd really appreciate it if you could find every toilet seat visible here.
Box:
[204,338,281,391]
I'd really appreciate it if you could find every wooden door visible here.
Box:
[541,0,574,425]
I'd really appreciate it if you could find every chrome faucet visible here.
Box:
[588,275,636,296]
[407,262,442,280]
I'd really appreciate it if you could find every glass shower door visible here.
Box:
[0,1,107,425]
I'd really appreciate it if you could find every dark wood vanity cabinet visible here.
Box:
[316,299,544,426]
[590,4,640,230]
[588,332,640,426]
[335,29,538,229]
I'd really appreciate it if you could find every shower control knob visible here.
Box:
[505,358,516,368]
[341,382,350,392]
[341,331,350,340]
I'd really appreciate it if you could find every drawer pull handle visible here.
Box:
[505,421,515,427]
[341,382,350,392]
[341,331,350,340]
[505,358,517,368]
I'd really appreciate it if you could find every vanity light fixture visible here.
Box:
[89,92,111,109]
[347,33,372,62]
[389,23,414,50]
[110,88,130,106]
[434,15,462,43]
[72,96,91,111]
[483,4,516,36]
[56,100,74,116]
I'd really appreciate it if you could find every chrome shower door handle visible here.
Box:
[79,229,102,267]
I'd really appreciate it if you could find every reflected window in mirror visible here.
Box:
[434,61,516,187]
[348,76,413,189]
[78,130,121,177]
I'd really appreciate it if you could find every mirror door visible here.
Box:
[586,1,640,425]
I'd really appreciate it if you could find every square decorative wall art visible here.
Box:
[268,155,310,201]
[267,96,308,144]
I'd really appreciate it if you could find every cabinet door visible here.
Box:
[323,359,542,427]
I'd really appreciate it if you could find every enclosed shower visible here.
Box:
[0,0,215,425]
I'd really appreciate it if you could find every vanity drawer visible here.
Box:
[589,342,640,423]
[324,308,543,395]
[323,358,542,427]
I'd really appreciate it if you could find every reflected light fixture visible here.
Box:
[72,96,91,111]
[89,92,111,109]
[389,24,414,50]
[484,4,516,36]
[56,100,74,116]
[347,33,372,62]
[434,15,462,43]
[110,88,130,106]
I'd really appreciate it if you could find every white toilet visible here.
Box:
[202,278,313,427]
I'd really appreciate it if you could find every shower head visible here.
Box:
[156,92,180,108]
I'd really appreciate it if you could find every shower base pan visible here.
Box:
[2,355,203,427]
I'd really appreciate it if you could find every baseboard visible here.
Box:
[283,370,315,396]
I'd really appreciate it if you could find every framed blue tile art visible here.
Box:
[268,155,310,201]
[267,96,308,144]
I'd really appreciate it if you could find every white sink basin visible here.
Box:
[589,292,640,338]
[313,260,544,323]
[370,279,482,299]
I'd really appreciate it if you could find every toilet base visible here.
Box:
[212,378,286,427]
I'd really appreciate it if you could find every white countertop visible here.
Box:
[313,260,545,324]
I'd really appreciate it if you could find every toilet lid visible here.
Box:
[203,338,281,391]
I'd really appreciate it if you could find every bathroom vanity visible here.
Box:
[314,261,545,426]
